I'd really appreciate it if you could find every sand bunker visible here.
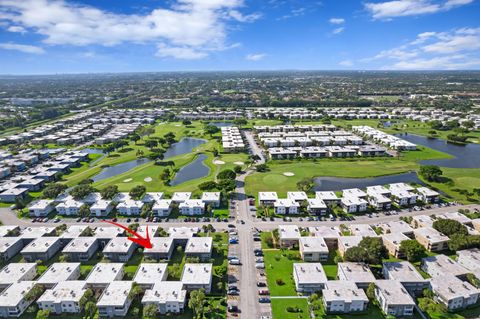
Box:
[213,160,225,165]
[123,178,133,182]
[233,161,244,165]
[283,172,295,176]
[144,177,153,182]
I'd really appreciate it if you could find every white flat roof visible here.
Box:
[148,237,175,253]
[0,263,36,284]
[0,281,35,307]
[201,192,220,202]
[97,281,132,307]
[299,237,329,254]
[315,191,339,201]
[414,227,449,243]
[378,221,414,235]
[258,192,278,201]
[133,263,168,286]
[38,263,81,285]
[0,237,22,253]
[308,226,341,238]
[181,263,212,286]
[168,227,199,239]
[383,261,425,282]
[142,281,186,304]
[287,191,308,201]
[37,281,87,304]
[185,237,213,254]
[86,263,123,285]
[375,280,415,306]
[171,192,192,202]
[349,224,377,237]
[338,262,376,283]
[94,226,124,238]
[21,237,61,253]
[279,225,301,240]
[323,280,368,302]
[103,238,135,254]
[60,225,88,238]
[19,226,55,239]
[62,237,98,253]
[293,263,328,285]
[431,275,479,301]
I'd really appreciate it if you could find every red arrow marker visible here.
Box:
[101,220,153,249]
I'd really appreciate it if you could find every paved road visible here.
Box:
[244,130,265,164]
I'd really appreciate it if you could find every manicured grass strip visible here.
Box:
[264,250,302,296]
[271,297,310,319]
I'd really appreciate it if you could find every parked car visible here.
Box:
[258,289,270,295]
[258,298,271,303]
[229,259,241,265]
[257,281,267,287]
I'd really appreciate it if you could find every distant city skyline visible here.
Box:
[0,0,479,74]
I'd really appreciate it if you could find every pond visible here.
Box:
[170,154,210,186]
[209,122,233,127]
[163,137,207,159]
[396,133,480,168]
[92,158,150,182]
[82,148,105,155]
[313,172,424,192]
[92,137,207,182]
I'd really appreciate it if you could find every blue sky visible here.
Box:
[0,0,479,74]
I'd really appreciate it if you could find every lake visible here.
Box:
[92,158,150,182]
[396,133,480,168]
[163,137,207,159]
[313,172,424,192]
[209,122,233,127]
[170,154,210,186]
[92,137,207,182]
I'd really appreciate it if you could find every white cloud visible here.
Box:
[0,0,256,59]
[0,42,44,54]
[364,0,473,19]
[332,27,345,34]
[6,25,25,33]
[156,43,207,60]
[367,27,480,69]
[329,18,345,24]
[245,53,266,61]
[339,60,353,66]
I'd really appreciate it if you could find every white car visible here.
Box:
[255,263,265,269]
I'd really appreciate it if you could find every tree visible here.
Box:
[145,139,158,149]
[188,289,206,319]
[366,283,376,300]
[198,181,218,191]
[100,185,119,200]
[467,273,480,288]
[233,165,242,174]
[79,205,91,218]
[130,133,141,144]
[296,178,314,192]
[344,237,387,264]
[129,185,146,200]
[36,310,50,319]
[432,218,468,237]
[83,301,97,319]
[128,282,143,302]
[182,119,192,125]
[399,240,426,262]
[79,178,94,185]
[217,169,236,180]
[419,165,443,182]
[256,163,268,172]
[79,288,96,309]
[25,284,44,302]
[70,184,95,200]
[204,125,220,136]
[43,183,68,199]
[142,304,158,319]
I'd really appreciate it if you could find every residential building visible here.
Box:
[171,192,191,203]
[152,200,173,217]
[382,233,411,259]
[278,225,301,248]
[308,226,341,248]
[37,281,87,314]
[430,275,480,311]
[142,281,186,315]
[315,191,340,205]
[55,198,85,216]
[97,281,133,317]
[201,192,221,208]
[375,280,415,317]
[299,237,329,262]
[274,199,300,215]
[378,221,414,237]
[144,237,175,261]
[338,236,363,257]
[422,255,470,279]
[21,237,62,262]
[179,200,205,216]
[414,227,449,252]
[0,237,24,261]
[322,281,368,313]
[337,262,376,289]
[116,199,144,216]
[411,215,434,228]
[416,187,440,203]
[293,263,328,293]
[38,263,81,288]
[0,281,36,317]
[62,237,99,262]
[348,224,377,237]
[306,198,327,215]
[133,263,168,289]
[340,197,367,214]
[102,238,137,262]
[85,263,124,289]
[90,200,114,217]
[181,263,212,293]
[457,248,480,278]
[0,263,36,288]
[258,192,278,206]
[185,237,213,261]
[382,261,429,296]
[28,200,55,217]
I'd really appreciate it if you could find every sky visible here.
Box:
[0,0,479,74]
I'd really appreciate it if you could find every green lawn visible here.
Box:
[264,249,302,296]
[271,297,310,319]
